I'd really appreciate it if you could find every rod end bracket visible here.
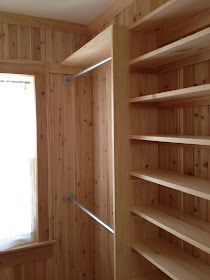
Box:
[64,76,73,85]
[64,193,74,202]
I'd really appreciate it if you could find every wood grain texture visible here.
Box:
[112,25,130,280]
[132,239,210,280]
[0,19,90,65]
[93,62,114,280]
[0,10,89,34]
[62,25,112,67]
[130,0,210,32]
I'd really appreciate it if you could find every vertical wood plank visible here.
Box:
[31,27,41,61]
[8,24,18,59]
[112,25,130,280]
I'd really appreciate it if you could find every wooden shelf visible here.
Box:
[130,0,210,32]
[129,84,210,103]
[62,25,113,67]
[132,239,210,280]
[131,270,170,280]
[130,169,210,200]
[131,205,210,253]
[130,135,210,146]
[130,28,210,69]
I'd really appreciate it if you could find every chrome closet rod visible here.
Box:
[65,57,112,83]
[64,193,114,234]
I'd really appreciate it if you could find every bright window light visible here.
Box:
[0,73,37,251]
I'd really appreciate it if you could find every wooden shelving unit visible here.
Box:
[128,1,210,279]
[130,169,210,200]
[130,28,210,69]
[131,205,210,253]
[132,239,210,280]
[129,84,210,103]
[130,0,210,32]
[130,135,210,146]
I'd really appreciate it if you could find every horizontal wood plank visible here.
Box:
[132,239,210,280]
[0,241,56,266]
[130,28,210,69]
[131,205,210,253]
[62,25,113,67]
[130,135,210,146]
[130,0,210,32]
[130,169,210,200]
[129,84,210,103]
[131,270,170,280]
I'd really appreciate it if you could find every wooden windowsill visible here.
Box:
[0,240,56,266]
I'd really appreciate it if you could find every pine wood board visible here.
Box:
[129,84,210,103]
[131,205,210,253]
[130,169,210,200]
[62,25,113,67]
[130,0,210,32]
[130,28,210,69]
[132,239,210,280]
[130,135,210,146]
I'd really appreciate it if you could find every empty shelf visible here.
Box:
[62,25,113,67]
[132,239,210,280]
[130,0,210,32]
[130,135,210,146]
[131,270,170,280]
[130,28,210,69]
[131,205,210,254]
[129,84,210,103]
[130,169,210,200]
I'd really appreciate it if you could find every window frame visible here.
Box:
[0,64,50,246]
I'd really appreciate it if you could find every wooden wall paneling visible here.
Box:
[0,23,6,58]
[158,70,181,246]
[0,11,89,35]
[0,21,90,64]
[19,25,31,60]
[51,31,64,64]
[182,61,210,264]
[8,23,18,59]
[31,27,41,61]
[74,76,95,280]
[47,73,95,280]
[157,8,210,48]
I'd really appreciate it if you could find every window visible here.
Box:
[0,73,37,251]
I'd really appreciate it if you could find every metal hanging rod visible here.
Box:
[64,193,114,234]
[64,57,112,85]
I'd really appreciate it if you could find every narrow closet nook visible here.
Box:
[62,24,129,280]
